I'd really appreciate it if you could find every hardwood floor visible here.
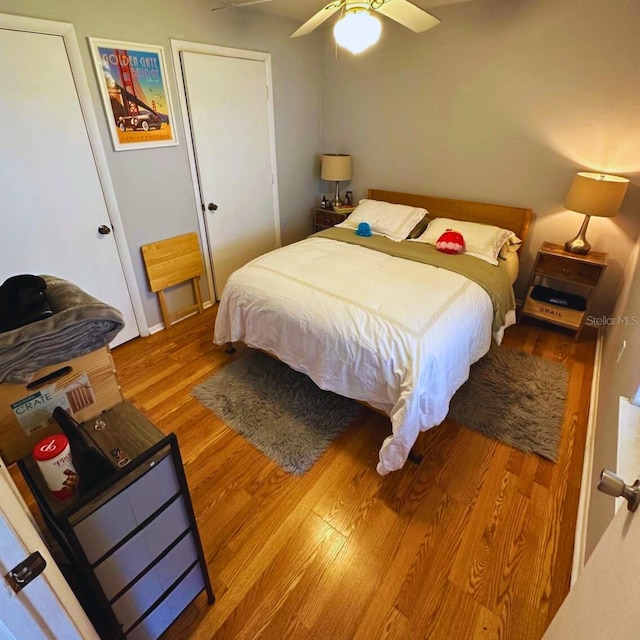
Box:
[24,306,598,639]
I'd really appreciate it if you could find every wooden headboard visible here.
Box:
[367,189,532,244]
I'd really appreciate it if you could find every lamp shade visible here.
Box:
[564,172,629,218]
[321,154,352,182]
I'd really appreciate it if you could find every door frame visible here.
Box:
[0,12,148,337]
[170,39,282,300]
[571,329,604,584]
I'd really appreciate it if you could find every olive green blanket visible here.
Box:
[314,227,515,335]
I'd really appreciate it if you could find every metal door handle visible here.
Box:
[207,203,218,211]
[98,225,111,235]
[4,551,47,593]
[598,469,640,512]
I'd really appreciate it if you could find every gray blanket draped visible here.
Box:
[0,275,125,383]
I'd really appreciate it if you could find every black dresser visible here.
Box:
[19,401,214,639]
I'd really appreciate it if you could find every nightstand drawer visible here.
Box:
[537,253,603,285]
[315,210,345,228]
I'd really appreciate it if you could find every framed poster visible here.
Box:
[88,38,178,151]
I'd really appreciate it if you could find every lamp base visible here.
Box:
[565,215,592,255]
[330,181,343,209]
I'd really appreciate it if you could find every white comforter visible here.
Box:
[214,236,515,474]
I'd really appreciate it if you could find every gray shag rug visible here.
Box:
[448,344,568,461]
[192,351,362,475]
[193,346,568,474]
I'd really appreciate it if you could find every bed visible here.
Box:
[214,189,532,474]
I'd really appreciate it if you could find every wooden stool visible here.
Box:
[141,233,205,329]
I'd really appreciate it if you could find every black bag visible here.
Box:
[0,275,54,333]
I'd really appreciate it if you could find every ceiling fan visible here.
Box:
[290,0,441,46]
[211,0,273,13]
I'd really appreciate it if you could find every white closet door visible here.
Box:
[0,28,138,344]
[181,51,279,298]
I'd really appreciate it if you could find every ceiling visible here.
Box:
[216,0,475,23]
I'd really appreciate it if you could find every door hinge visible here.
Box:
[4,551,47,593]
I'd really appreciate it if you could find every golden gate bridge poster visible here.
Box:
[89,39,178,151]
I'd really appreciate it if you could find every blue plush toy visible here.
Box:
[355,222,372,237]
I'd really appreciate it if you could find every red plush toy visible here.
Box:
[436,229,465,254]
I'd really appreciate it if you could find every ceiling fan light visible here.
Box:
[333,9,382,54]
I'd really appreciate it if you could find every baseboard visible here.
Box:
[570,326,604,586]
[148,300,213,335]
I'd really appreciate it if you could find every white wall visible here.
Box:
[321,0,640,312]
[0,0,323,327]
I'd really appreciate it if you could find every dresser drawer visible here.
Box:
[72,454,179,564]
[112,532,199,632]
[125,564,204,640]
[537,253,602,285]
[94,497,190,599]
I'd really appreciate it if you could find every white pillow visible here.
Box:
[499,235,523,259]
[336,199,427,242]
[415,217,515,265]
[501,250,519,285]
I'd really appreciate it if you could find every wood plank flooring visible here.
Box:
[22,307,597,639]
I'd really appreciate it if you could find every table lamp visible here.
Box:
[321,154,352,208]
[563,172,630,254]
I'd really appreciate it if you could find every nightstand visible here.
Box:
[312,207,348,233]
[521,241,607,340]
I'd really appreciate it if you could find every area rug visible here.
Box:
[193,345,568,474]
[192,352,362,474]
[447,344,568,461]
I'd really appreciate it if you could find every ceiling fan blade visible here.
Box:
[375,0,441,33]
[211,0,273,12]
[290,1,343,38]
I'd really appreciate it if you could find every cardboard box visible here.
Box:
[0,347,123,464]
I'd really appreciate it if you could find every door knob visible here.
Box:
[597,469,640,512]
[207,203,218,211]
[98,225,111,235]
